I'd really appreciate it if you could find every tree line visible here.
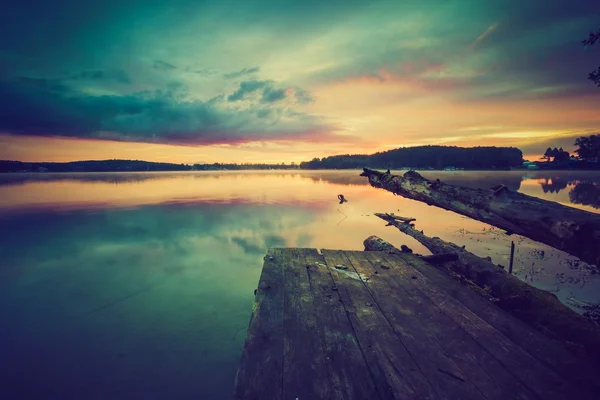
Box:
[0,159,302,173]
[300,146,523,170]
[0,159,190,173]
[541,134,600,164]
[2,135,598,173]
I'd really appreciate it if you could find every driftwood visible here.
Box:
[360,168,600,267]
[420,253,459,263]
[371,213,600,359]
[364,235,458,263]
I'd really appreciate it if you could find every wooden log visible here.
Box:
[420,253,459,263]
[363,235,399,253]
[373,213,600,360]
[384,214,416,223]
[364,235,458,263]
[360,168,600,267]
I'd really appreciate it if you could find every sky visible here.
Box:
[1,0,599,163]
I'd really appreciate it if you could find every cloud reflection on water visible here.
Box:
[0,170,599,399]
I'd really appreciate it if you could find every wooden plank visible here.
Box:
[282,248,331,399]
[347,250,500,400]
[301,248,381,400]
[344,250,486,400]
[321,249,436,400]
[360,251,538,400]
[375,251,572,400]
[233,248,284,400]
[394,252,600,395]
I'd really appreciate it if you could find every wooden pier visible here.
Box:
[233,248,598,400]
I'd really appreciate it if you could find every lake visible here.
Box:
[1,170,599,399]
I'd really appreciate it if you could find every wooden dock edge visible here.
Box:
[233,247,600,399]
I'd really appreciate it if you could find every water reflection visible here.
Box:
[533,172,600,209]
[0,169,526,191]
[540,177,569,193]
[570,182,600,209]
[0,170,599,399]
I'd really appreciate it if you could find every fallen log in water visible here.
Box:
[359,168,600,267]
[368,214,600,359]
[363,234,458,263]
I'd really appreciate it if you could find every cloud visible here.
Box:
[1,0,599,156]
[228,80,315,104]
[184,67,218,76]
[224,67,260,79]
[301,1,600,105]
[318,30,600,105]
[0,75,338,145]
[292,87,314,104]
[227,80,269,101]
[70,70,131,84]
[261,86,286,103]
[152,60,176,70]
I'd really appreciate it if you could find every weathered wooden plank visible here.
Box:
[360,251,538,400]
[373,214,600,360]
[301,248,381,400]
[393,252,600,396]
[375,252,572,400]
[345,250,492,400]
[233,248,284,400]
[321,249,436,400]
[282,248,331,399]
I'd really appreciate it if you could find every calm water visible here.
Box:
[1,170,599,399]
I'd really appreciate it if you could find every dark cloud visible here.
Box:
[228,80,314,104]
[14,76,70,93]
[293,87,314,103]
[451,41,600,102]
[481,1,599,48]
[303,1,600,103]
[184,67,218,76]
[224,67,260,79]
[152,60,176,70]
[227,80,269,101]
[315,27,600,104]
[0,76,336,145]
[261,86,287,103]
[70,70,131,84]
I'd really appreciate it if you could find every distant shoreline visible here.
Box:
[3,168,600,174]
[2,157,599,173]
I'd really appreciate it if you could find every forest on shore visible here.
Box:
[0,145,524,172]
[2,139,600,172]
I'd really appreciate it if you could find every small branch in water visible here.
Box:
[509,241,515,274]
[384,213,416,224]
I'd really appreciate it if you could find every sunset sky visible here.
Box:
[1,0,599,163]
